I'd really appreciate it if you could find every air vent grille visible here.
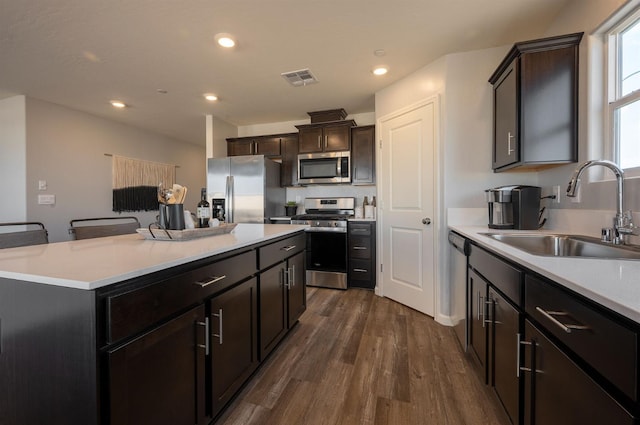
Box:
[281,68,318,87]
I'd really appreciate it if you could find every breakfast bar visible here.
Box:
[0,224,307,425]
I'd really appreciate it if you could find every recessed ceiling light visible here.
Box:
[374,49,386,57]
[110,100,127,108]
[372,66,388,76]
[215,33,236,48]
[204,94,218,101]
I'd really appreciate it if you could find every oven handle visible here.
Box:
[303,227,347,233]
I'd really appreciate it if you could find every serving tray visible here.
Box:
[136,223,238,241]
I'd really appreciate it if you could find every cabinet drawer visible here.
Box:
[349,223,371,236]
[259,232,305,270]
[349,259,373,281]
[525,275,637,401]
[106,250,257,344]
[469,244,522,305]
[349,236,371,259]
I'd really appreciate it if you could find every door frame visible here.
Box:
[374,94,443,321]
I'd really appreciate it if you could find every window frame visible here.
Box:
[605,6,640,177]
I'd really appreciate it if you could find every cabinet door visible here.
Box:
[281,135,298,186]
[523,321,635,425]
[210,278,259,418]
[259,262,287,359]
[324,124,351,151]
[228,139,254,156]
[287,251,306,328]
[255,137,281,157]
[468,268,488,383]
[351,125,375,184]
[489,288,520,425]
[298,127,324,153]
[108,305,207,425]
[493,62,518,169]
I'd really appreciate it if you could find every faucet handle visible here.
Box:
[601,228,613,243]
[618,211,638,236]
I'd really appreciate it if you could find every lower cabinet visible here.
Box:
[107,305,208,425]
[522,320,635,425]
[347,221,377,290]
[259,249,306,359]
[468,268,489,382]
[209,278,259,418]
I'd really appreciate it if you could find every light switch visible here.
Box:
[38,194,55,205]
[38,180,47,190]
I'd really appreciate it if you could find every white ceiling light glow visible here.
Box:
[110,100,127,108]
[215,33,236,48]
[372,66,388,76]
[204,94,218,101]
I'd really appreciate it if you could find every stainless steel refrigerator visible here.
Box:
[206,155,285,223]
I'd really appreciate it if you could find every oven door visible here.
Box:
[305,230,347,289]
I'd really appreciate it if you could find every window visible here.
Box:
[607,7,640,171]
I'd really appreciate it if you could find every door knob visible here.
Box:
[422,218,431,225]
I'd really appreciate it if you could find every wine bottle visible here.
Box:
[196,188,211,228]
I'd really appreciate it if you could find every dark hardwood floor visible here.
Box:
[216,287,511,425]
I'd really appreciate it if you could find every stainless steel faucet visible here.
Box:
[566,159,636,244]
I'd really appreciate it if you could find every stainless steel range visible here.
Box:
[292,197,354,289]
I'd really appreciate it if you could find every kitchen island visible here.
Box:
[0,224,307,425]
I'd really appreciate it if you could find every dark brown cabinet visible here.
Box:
[296,121,355,153]
[209,277,259,418]
[280,134,299,186]
[258,233,306,359]
[468,244,523,425]
[351,125,376,185]
[522,321,635,425]
[108,305,208,425]
[347,221,376,290]
[227,136,281,157]
[489,32,583,171]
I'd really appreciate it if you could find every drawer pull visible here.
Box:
[196,318,210,355]
[535,306,590,334]
[212,309,223,345]
[353,268,368,273]
[194,275,226,288]
[353,246,368,250]
[281,245,296,252]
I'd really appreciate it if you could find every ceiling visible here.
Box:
[0,0,571,146]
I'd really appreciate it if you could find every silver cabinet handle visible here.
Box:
[507,131,515,155]
[291,265,295,287]
[317,135,322,149]
[353,268,368,273]
[484,298,494,326]
[353,246,367,250]
[212,309,223,345]
[283,267,290,289]
[196,318,210,355]
[535,306,590,334]
[477,292,482,321]
[194,275,226,288]
[281,245,296,252]
[324,135,328,149]
[517,333,535,377]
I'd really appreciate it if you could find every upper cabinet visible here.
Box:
[489,32,583,172]
[227,135,282,158]
[296,121,355,153]
[351,125,375,185]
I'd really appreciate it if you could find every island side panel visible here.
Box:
[0,278,98,425]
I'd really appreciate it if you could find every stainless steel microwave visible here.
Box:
[297,151,351,184]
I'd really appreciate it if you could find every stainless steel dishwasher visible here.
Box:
[448,230,470,351]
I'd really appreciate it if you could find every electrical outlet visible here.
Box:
[553,185,561,204]
[38,180,47,190]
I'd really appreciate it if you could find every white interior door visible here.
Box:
[378,98,438,316]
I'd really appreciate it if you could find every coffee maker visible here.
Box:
[485,185,541,230]
[211,198,226,222]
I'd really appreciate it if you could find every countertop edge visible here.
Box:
[450,225,640,325]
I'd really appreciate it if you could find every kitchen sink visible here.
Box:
[480,232,640,260]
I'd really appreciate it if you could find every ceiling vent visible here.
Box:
[281,68,318,87]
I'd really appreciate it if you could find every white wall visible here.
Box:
[25,98,206,242]
[0,96,27,222]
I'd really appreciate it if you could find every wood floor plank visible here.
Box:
[215,288,511,425]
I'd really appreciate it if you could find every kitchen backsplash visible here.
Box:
[286,185,376,213]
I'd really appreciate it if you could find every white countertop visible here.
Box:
[450,225,640,324]
[0,224,307,291]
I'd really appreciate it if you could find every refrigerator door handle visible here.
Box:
[226,175,234,223]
